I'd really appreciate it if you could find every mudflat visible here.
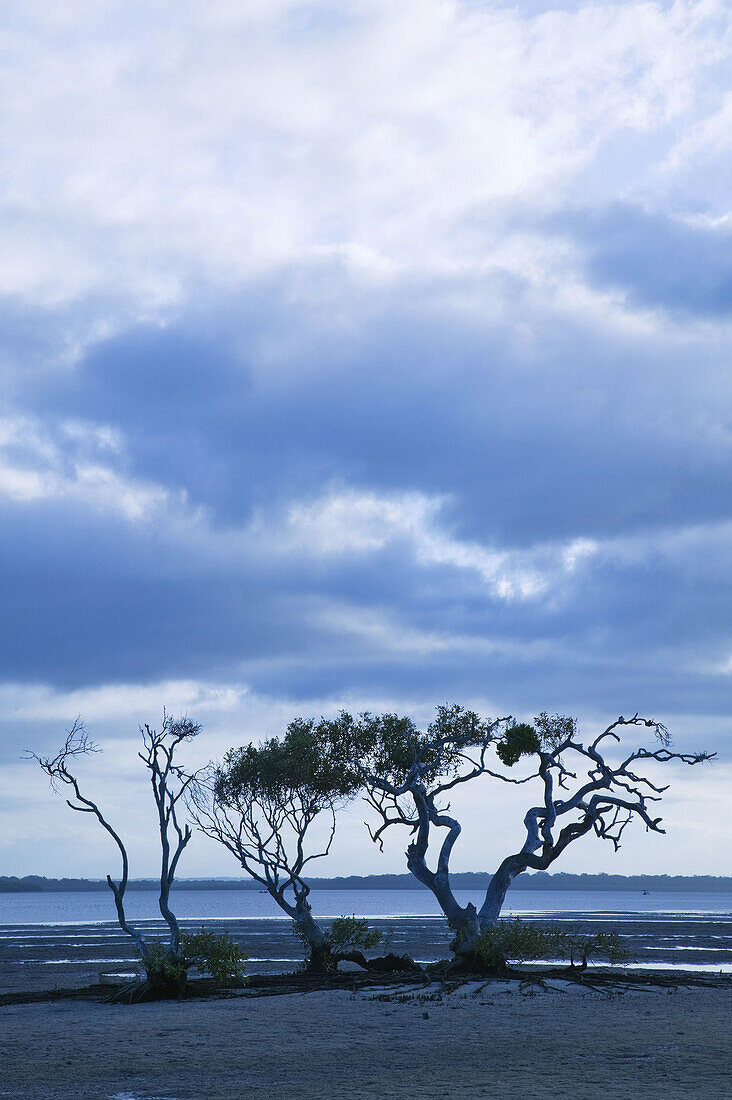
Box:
[0,981,730,1099]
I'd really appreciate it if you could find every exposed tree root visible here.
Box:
[2,965,728,1008]
[101,978,187,1004]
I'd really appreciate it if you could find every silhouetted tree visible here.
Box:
[358,707,714,968]
[189,716,386,972]
[30,713,201,999]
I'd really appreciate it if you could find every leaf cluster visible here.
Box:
[495,713,577,766]
[328,915,383,953]
[496,724,540,767]
[357,704,498,786]
[143,940,187,985]
[215,716,363,807]
[293,915,383,972]
[183,927,248,985]
[533,712,577,750]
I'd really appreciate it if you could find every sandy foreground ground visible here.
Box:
[0,981,730,1100]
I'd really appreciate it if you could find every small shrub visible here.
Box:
[183,928,247,984]
[329,916,383,954]
[468,919,631,971]
[142,940,187,987]
[469,919,559,969]
[565,929,630,969]
[293,915,383,972]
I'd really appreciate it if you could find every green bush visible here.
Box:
[142,940,187,987]
[328,916,383,954]
[293,915,384,972]
[565,929,630,969]
[469,919,557,968]
[468,919,631,970]
[183,928,248,984]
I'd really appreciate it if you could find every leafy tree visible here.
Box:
[189,716,384,972]
[30,714,201,1000]
[357,706,714,968]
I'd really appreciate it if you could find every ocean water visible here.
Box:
[2,887,731,925]
[1,889,731,991]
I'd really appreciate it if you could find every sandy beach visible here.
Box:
[1,979,730,1099]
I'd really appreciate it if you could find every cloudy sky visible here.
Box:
[1,0,730,882]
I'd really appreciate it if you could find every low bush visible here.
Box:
[328,916,383,954]
[467,919,631,971]
[142,940,187,988]
[294,915,384,972]
[183,928,248,984]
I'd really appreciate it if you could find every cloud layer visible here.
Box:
[2,0,730,876]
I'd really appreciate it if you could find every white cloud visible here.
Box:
[286,487,598,599]
[0,414,175,520]
[4,410,729,617]
[661,88,732,174]
[0,678,246,724]
[0,0,727,333]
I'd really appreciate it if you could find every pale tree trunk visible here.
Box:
[478,856,526,930]
[403,788,485,963]
[291,891,335,972]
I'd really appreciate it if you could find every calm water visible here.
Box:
[1,889,731,991]
[2,887,731,924]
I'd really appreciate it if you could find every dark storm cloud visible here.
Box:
[554,203,732,317]
[1,284,729,721]
[23,288,731,551]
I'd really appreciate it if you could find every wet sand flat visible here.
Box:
[0,982,730,1099]
[2,911,731,994]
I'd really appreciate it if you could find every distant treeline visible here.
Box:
[2,872,732,893]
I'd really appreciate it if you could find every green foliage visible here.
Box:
[356,704,496,786]
[469,919,557,968]
[468,919,631,971]
[328,916,383,953]
[568,930,630,968]
[143,940,187,986]
[353,712,431,784]
[215,715,364,808]
[496,714,577,766]
[183,928,248,985]
[534,712,577,750]
[496,724,540,767]
[292,915,383,972]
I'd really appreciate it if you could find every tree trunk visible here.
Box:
[447,902,483,962]
[478,854,528,930]
[293,894,336,973]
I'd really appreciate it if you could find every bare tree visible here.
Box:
[358,706,714,966]
[30,713,200,998]
[189,716,386,972]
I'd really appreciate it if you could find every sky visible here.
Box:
[1,0,730,883]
